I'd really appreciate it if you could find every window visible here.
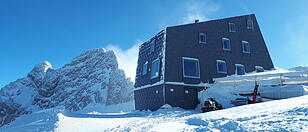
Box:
[229,22,236,32]
[222,38,231,50]
[216,60,227,73]
[242,41,250,53]
[182,57,200,79]
[151,59,160,79]
[150,39,155,52]
[255,66,264,72]
[199,33,206,44]
[142,62,148,75]
[235,64,245,75]
[247,19,253,30]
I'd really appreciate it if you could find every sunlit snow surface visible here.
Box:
[1,96,307,131]
[61,96,308,131]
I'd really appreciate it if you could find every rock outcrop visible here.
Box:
[0,48,134,126]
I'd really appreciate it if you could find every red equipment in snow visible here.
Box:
[204,86,208,91]
[248,84,259,104]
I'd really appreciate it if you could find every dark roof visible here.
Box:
[167,14,255,29]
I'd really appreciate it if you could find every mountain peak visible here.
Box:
[289,66,308,72]
[33,61,53,73]
[27,61,53,82]
[0,48,134,127]
[62,48,118,71]
[72,48,114,62]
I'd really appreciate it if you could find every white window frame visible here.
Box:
[199,33,206,44]
[150,39,155,52]
[142,61,148,75]
[151,59,160,79]
[255,66,264,72]
[235,64,245,75]
[229,22,236,32]
[222,37,231,51]
[242,41,250,53]
[182,57,200,79]
[247,19,254,30]
[216,60,227,74]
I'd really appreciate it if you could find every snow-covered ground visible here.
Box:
[0,101,135,132]
[54,95,308,131]
[1,95,307,131]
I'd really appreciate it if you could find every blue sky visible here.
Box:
[1,0,308,88]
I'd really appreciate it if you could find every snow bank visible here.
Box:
[76,101,135,114]
[0,101,135,132]
[160,104,173,109]
[0,108,63,132]
[199,68,308,109]
[184,95,308,131]
[53,95,308,131]
[260,85,308,99]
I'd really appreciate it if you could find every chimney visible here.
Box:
[195,20,199,23]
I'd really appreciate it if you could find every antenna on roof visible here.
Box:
[195,20,199,23]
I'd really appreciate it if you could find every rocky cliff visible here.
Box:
[0,48,134,126]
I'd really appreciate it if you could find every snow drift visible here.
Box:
[0,48,134,126]
[3,94,306,131]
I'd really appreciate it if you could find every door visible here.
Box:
[183,87,198,109]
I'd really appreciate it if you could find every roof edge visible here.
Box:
[167,14,255,29]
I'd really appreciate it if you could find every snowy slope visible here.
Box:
[56,95,308,131]
[2,95,306,131]
[0,48,134,126]
[0,101,135,132]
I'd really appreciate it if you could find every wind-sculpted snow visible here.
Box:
[1,96,307,131]
[0,48,134,126]
[53,95,308,131]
